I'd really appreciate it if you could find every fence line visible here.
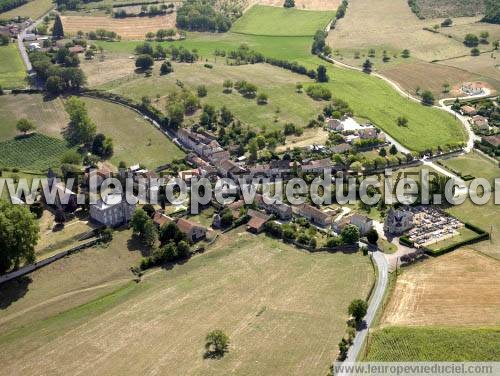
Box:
[0,238,100,285]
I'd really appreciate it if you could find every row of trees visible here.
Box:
[0,0,28,13]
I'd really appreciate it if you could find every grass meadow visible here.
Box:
[231,5,335,36]
[365,326,500,361]
[439,151,499,186]
[0,229,374,375]
[93,32,467,151]
[81,96,185,168]
[0,0,54,20]
[0,44,27,89]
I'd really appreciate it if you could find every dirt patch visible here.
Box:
[382,249,500,327]
[60,14,176,40]
[379,61,480,98]
[81,54,136,87]
[276,127,329,152]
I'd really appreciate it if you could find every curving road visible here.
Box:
[335,249,388,375]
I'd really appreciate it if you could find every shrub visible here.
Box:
[197,85,208,97]
[305,84,332,100]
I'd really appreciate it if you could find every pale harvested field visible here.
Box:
[0,230,374,376]
[0,94,68,140]
[327,0,500,94]
[60,14,176,40]
[250,0,341,10]
[276,127,329,152]
[328,0,471,62]
[379,61,480,98]
[382,249,500,327]
[0,230,143,334]
[80,54,136,87]
[437,53,500,89]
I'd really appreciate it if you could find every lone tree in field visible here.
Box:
[442,82,450,93]
[401,49,410,58]
[283,0,295,8]
[397,116,408,127]
[52,15,64,39]
[362,59,373,73]
[204,330,229,358]
[316,65,329,82]
[160,61,173,75]
[16,118,35,135]
[441,18,453,27]
[421,90,435,106]
[464,33,479,47]
[0,201,39,273]
[348,299,368,324]
[135,54,154,70]
[223,79,233,93]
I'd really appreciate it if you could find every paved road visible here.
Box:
[16,9,54,86]
[335,249,388,374]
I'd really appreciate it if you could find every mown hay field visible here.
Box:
[81,96,185,168]
[365,326,500,361]
[231,5,335,36]
[60,13,176,40]
[0,0,54,20]
[0,44,26,89]
[382,249,500,327]
[0,229,374,375]
[327,0,500,95]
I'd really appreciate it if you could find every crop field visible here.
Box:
[60,14,176,40]
[0,94,68,140]
[0,229,374,375]
[231,5,334,36]
[80,96,185,168]
[327,0,500,96]
[0,133,71,171]
[0,44,26,89]
[382,249,500,327]
[365,326,500,361]
[92,60,324,132]
[0,229,145,334]
[0,0,54,20]
[379,61,481,99]
[412,0,485,18]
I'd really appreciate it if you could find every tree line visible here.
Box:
[0,0,27,13]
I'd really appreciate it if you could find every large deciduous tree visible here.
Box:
[0,200,39,273]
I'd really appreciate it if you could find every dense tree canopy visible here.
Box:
[0,200,39,273]
[176,0,231,32]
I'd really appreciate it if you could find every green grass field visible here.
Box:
[231,5,334,36]
[94,28,466,151]
[0,94,68,140]
[0,44,27,89]
[365,326,500,361]
[0,229,374,375]
[94,61,324,132]
[0,0,54,20]
[439,152,499,187]
[81,96,185,168]
[0,133,71,171]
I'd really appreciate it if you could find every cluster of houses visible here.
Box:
[0,19,32,39]
[325,116,387,153]
[176,128,348,183]
[460,105,492,133]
